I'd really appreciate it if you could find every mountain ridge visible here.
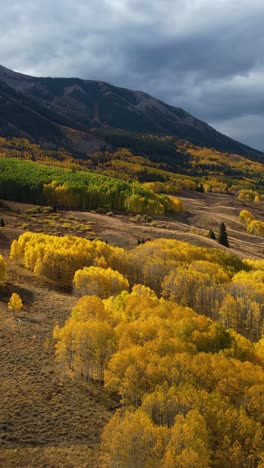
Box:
[0,64,262,161]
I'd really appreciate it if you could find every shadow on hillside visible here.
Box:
[0,283,35,306]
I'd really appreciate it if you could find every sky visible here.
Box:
[1,0,264,151]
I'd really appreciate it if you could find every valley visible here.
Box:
[1,191,263,258]
[0,64,263,467]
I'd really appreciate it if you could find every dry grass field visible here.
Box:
[0,191,263,467]
[0,191,263,258]
[0,258,116,467]
[70,191,264,259]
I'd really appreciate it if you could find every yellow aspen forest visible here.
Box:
[54,286,264,467]
[10,233,264,339]
[239,209,264,238]
[8,231,264,466]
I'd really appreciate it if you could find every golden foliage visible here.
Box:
[73,266,129,298]
[11,232,264,340]
[247,220,264,237]
[89,287,264,466]
[0,253,7,283]
[8,293,23,317]
[44,229,264,466]
[10,232,124,288]
[239,209,264,238]
[238,189,260,202]
[239,210,255,226]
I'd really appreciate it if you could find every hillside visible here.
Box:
[0,196,264,466]
[0,76,106,155]
[0,136,263,197]
[0,238,113,467]
[0,190,263,264]
[0,65,263,468]
[0,64,263,161]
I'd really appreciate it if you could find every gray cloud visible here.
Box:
[212,114,264,151]
[0,0,264,150]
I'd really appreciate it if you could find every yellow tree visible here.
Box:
[247,220,264,237]
[239,210,255,226]
[162,410,210,468]
[73,266,129,298]
[0,254,6,283]
[219,294,239,330]
[8,293,23,319]
[101,409,169,468]
[54,295,117,380]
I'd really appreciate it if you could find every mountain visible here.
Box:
[0,79,63,140]
[0,66,106,155]
[0,64,262,161]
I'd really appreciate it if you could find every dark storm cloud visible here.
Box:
[1,0,264,150]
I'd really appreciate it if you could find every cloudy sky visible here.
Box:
[1,0,264,150]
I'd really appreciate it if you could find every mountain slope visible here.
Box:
[0,80,63,140]
[0,74,105,154]
[0,64,263,161]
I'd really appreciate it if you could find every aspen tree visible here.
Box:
[8,293,23,319]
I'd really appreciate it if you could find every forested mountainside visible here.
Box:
[0,64,263,161]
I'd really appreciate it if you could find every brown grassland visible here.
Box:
[0,191,263,467]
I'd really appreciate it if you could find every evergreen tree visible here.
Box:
[196,183,204,193]
[208,229,216,240]
[218,223,229,247]
[199,183,205,193]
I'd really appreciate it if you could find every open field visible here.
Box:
[0,258,116,467]
[1,191,264,258]
[179,191,264,259]
[0,190,263,467]
[0,191,264,272]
